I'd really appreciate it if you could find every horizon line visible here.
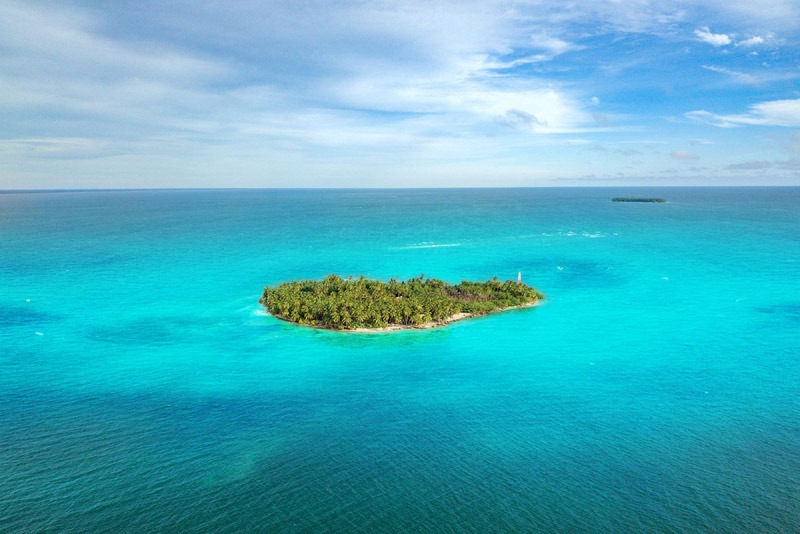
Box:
[3,184,800,194]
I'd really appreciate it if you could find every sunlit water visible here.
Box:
[1,188,798,532]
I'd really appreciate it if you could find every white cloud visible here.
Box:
[686,99,800,127]
[325,61,599,135]
[529,34,582,56]
[737,36,765,47]
[685,111,737,128]
[694,27,731,46]
[0,0,603,156]
[0,3,224,83]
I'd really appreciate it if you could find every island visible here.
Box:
[612,197,666,203]
[260,274,545,331]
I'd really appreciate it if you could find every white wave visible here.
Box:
[511,231,612,240]
[399,242,461,249]
[549,231,611,239]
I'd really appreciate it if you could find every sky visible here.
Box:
[1,0,799,188]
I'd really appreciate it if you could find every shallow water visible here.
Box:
[1,188,799,532]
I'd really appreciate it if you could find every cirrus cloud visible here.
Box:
[686,99,800,128]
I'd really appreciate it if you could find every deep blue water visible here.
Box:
[1,188,798,532]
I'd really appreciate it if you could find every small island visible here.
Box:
[260,274,544,331]
[612,197,666,203]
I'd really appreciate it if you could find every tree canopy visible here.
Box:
[260,274,544,330]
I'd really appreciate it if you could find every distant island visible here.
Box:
[612,197,666,203]
[260,274,544,331]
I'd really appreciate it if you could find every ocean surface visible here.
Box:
[1,187,798,532]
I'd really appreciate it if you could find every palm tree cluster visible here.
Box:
[260,274,544,330]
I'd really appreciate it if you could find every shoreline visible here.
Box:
[270,299,542,333]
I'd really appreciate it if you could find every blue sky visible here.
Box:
[1,0,799,188]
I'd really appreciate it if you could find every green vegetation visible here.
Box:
[612,197,666,203]
[260,274,545,330]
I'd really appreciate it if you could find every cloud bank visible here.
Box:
[1,0,799,187]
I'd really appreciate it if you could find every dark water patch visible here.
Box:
[756,303,800,322]
[0,304,59,328]
[83,252,138,268]
[553,260,623,285]
[84,317,200,347]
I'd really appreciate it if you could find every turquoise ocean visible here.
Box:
[1,187,798,532]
